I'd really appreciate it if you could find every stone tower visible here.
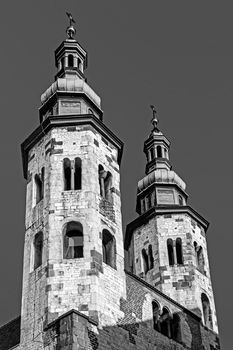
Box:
[20,20,126,349]
[0,16,221,350]
[125,109,218,333]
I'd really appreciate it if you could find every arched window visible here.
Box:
[142,249,149,274]
[35,169,44,204]
[160,308,171,338]
[150,148,155,160]
[78,58,82,70]
[98,165,113,202]
[157,145,162,158]
[68,54,74,67]
[152,301,161,332]
[148,245,154,270]
[197,246,204,272]
[61,57,65,69]
[164,148,168,159]
[201,293,213,329]
[141,198,146,213]
[63,158,71,191]
[147,194,152,209]
[194,243,205,274]
[104,172,112,202]
[63,222,84,259]
[167,239,174,266]
[74,157,82,190]
[178,195,183,205]
[171,313,182,342]
[98,165,104,197]
[34,232,43,270]
[194,241,198,256]
[176,238,183,265]
[102,229,116,268]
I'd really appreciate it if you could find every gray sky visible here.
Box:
[0,1,231,349]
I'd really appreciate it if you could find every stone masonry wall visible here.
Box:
[42,272,220,350]
[20,124,126,349]
[46,125,125,327]
[156,213,218,333]
[128,212,218,333]
[20,131,52,349]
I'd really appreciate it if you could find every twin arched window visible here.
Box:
[63,221,83,259]
[63,157,82,191]
[63,224,116,267]
[66,55,82,70]
[148,145,167,160]
[152,302,182,342]
[167,238,183,266]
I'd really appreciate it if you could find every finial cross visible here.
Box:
[66,12,76,39]
[66,12,76,27]
[150,104,159,128]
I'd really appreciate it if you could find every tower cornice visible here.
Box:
[21,114,124,179]
[124,205,209,249]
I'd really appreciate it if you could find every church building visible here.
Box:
[0,16,220,350]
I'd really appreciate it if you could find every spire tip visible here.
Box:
[66,12,76,39]
[150,104,158,129]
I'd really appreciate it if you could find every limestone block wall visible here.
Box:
[156,213,218,333]
[127,217,159,279]
[127,212,218,333]
[20,122,126,349]
[20,131,52,349]
[45,125,125,326]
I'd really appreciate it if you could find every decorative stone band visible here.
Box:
[41,78,101,108]
[137,169,186,194]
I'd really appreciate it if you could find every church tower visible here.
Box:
[20,17,126,349]
[125,108,218,334]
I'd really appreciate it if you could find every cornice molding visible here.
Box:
[125,205,209,249]
[21,114,124,179]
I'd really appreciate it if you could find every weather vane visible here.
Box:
[66,12,76,39]
[150,104,159,129]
